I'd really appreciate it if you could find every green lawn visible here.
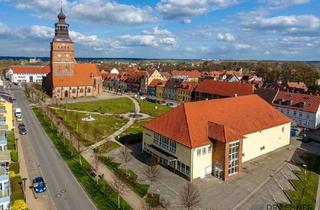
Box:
[138,100,171,117]
[53,110,128,146]
[94,141,121,154]
[33,107,133,210]
[120,120,149,143]
[278,151,320,210]
[62,97,135,114]
[7,131,19,164]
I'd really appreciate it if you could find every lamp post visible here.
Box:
[303,164,307,181]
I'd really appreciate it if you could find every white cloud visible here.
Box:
[217,32,235,41]
[243,15,320,35]
[261,0,309,7]
[234,43,252,50]
[156,0,237,23]
[16,0,156,25]
[28,25,53,39]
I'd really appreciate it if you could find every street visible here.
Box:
[13,89,97,210]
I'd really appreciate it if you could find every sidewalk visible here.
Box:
[82,149,146,210]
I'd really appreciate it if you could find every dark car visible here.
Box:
[32,177,46,193]
[302,137,313,143]
[18,123,25,129]
[19,127,27,135]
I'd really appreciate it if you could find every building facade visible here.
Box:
[273,91,320,129]
[6,66,50,84]
[143,95,291,181]
[44,8,102,98]
[176,81,197,102]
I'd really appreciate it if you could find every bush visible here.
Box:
[11,199,26,210]
[11,150,18,162]
[10,176,24,203]
[10,162,20,174]
[145,193,161,208]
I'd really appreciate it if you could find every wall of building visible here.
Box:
[191,144,212,179]
[275,106,318,129]
[9,72,47,83]
[148,71,164,85]
[3,101,12,131]
[242,123,291,162]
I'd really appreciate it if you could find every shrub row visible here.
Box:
[99,156,149,197]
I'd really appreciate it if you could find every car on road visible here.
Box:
[18,123,25,129]
[32,177,47,193]
[166,102,177,108]
[19,126,27,135]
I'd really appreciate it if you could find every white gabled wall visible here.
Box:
[191,145,212,179]
[242,122,291,162]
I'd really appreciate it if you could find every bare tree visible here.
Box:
[110,179,127,209]
[82,122,89,139]
[180,183,201,210]
[120,145,132,176]
[143,156,160,196]
[92,152,100,183]
[92,126,102,143]
[74,112,81,132]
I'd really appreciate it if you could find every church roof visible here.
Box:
[52,63,101,87]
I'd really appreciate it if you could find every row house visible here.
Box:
[147,79,164,97]
[143,95,291,181]
[163,78,184,100]
[262,82,308,94]
[272,91,320,129]
[194,80,255,101]
[176,81,198,102]
[155,81,167,98]
[126,71,147,94]
[6,66,50,84]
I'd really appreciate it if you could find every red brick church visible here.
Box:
[44,8,103,98]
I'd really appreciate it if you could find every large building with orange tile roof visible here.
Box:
[6,65,50,84]
[142,95,291,181]
[43,9,102,98]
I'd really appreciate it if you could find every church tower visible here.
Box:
[50,7,75,76]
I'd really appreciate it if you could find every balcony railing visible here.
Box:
[0,188,10,198]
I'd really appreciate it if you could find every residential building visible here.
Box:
[171,70,201,82]
[43,8,103,98]
[6,66,50,84]
[273,91,320,129]
[160,72,171,81]
[155,81,167,98]
[255,88,279,104]
[110,68,120,74]
[143,95,291,181]
[126,71,146,93]
[163,78,184,100]
[0,167,10,210]
[146,70,164,85]
[147,79,163,96]
[194,80,255,101]
[176,81,198,102]
[287,82,308,93]
[0,97,13,131]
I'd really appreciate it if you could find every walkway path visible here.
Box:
[47,95,148,209]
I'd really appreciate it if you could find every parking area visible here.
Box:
[108,142,298,210]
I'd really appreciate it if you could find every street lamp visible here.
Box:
[302,164,307,181]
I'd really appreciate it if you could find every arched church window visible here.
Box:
[72,89,76,93]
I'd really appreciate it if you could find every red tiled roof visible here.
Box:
[195,80,255,97]
[287,82,308,90]
[273,91,320,113]
[11,65,50,74]
[144,95,291,148]
[148,79,164,87]
[171,70,201,78]
[207,122,243,143]
[177,81,198,92]
[160,72,171,80]
[53,63,101,87]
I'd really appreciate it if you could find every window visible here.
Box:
[87,88,91,93]
[208,145,212,153]
[293,111,297,116]
[286,110,290,114]
[153,133,176,154]
[202,147,207,155]
[282,127,284,133]
[228,141,239,176]
[306,114,310,119]
[299,112,302,117]
[197,149,201,156]
[80,88,84,93]
[72,89,76,93]
[260,146,265,151]
[177,160,190,176]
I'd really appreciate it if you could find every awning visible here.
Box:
[147,144,177,162]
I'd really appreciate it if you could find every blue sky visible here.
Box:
[0,0,319,60]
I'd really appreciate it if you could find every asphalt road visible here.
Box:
[13,89,97,210]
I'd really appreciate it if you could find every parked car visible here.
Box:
[18,123,25,129]
[302,137,313,143]
[19,127,27,135]
[32,177,46,193]
[166,102,177,108]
